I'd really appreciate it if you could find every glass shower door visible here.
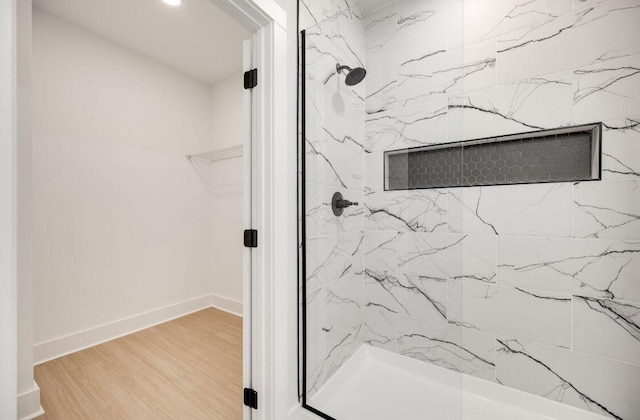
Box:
[300,1,466,419]
[300,12,367,415]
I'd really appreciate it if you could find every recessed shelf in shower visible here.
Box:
[384,123,602,190]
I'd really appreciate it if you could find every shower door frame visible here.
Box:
[298,28,325,419]
[298,27,339,420]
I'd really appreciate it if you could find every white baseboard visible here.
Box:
[209,293,243,317]
[34,294,242,365]
[18,382,44,420]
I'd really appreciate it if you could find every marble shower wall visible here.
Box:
[359,0,640,419]
[301,0,367,399]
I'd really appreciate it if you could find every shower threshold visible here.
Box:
[308,345,609,420]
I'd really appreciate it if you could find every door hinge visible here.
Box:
[243,388,258,409]
[244,69,258,89]
[244,229,258,248]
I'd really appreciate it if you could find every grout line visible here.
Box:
[570,295,574,351]
[494,333,498,382]
[494,233,499,284]
[500,330,640,368]
[393,312,398,353]
[494,37,498,87]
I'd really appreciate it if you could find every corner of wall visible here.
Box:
[17,381,44,420]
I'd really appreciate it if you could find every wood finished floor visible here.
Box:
[35,308,243,420]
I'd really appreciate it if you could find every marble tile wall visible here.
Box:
[355,0,640,419]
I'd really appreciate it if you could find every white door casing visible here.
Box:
[242,36,254,420]
[1,0,18,418]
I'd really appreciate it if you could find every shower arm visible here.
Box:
[336,64,351,74]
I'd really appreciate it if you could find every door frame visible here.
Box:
[0,0,18,419]
[2,1,290,419]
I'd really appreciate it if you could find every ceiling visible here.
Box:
[34,0,251,85]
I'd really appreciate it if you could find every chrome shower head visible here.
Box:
[336,63,367,86]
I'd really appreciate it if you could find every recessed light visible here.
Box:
[163,0,181,6]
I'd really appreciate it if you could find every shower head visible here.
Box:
[336,63,367,86]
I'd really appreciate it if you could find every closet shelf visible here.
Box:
[186,145,243,162]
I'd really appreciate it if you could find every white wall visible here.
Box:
[209,74,243,304]
[32,9,216,352]
[0,0,18,417]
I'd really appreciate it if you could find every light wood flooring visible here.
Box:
[35,308,243,420]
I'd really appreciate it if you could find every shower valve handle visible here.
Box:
[336,199,358,209]
[331,192,358,216]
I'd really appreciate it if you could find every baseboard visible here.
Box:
[18,381,44,420]
[34,295,215,365]
[209,293,243,317]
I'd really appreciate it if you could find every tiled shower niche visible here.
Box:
[385,123,601,190]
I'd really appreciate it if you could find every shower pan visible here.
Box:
[299,1,640,419]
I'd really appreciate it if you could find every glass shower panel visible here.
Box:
[301,9,367,413]
[300,1,466,419]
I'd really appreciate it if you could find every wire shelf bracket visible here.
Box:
[186,144,243,162]
[186,145,243,196]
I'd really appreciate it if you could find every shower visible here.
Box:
[300,0,640,417]
[336,63,366,86]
